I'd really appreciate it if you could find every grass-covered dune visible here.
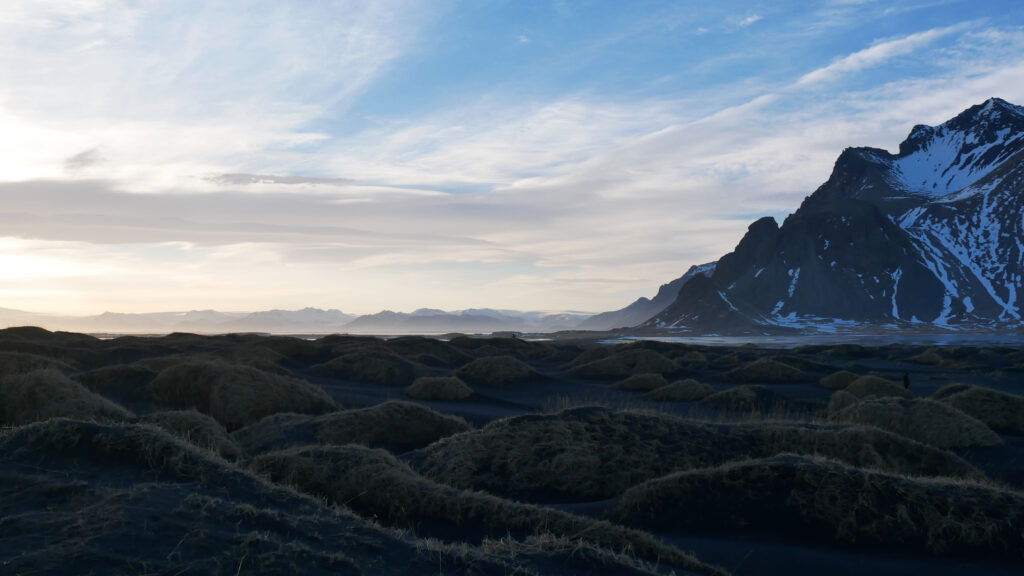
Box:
[250,444,727,576]
[1,418,699,576]
[414,406,977,502]
[232,400,471,454]
[611,454,1024,558]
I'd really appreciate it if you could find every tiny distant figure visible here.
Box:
[903,372,910,390]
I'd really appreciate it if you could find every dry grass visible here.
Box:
[232,400,471,455]
[819,370,860,390]
[830,397,1003,449]
[569,349,680,381]
[139,409,242,459]
[148,360,338,431]
[250,445,725,576]
[613,373,668,392]
[404,376,474,401]
[934,385,1024,434]
[415,407,978,502]
[456,355,537,387]
[645,379,715,402]
[611,453,1024,558]
[720,358,811,384]
[1,369,133,425]
[844,375,912,399]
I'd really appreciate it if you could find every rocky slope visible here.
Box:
[645,98,1024,334]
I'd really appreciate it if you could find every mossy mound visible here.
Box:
[827,390,860,416]
[456,355,537,387]
[720,358,811,384]
[845,375,912,399]
[415,407,976,502]
[404,376,473,401]
[0,351,72,377]
[830,397,1003,449]
[698,385,792,414]
[613,373,668,392]
[819,370,860,390]
[250,445,724,576]
[233,400,471,454]
[1,370,133,425]
[934,385,1024,434]
[570,349,678,379]
[645,379,715,402]
[139,409,241,459]
[75,363,158,405]
[308,349,419,386]
[611,454,1024,558]
[148,361,337,431]
[0,419,612,576]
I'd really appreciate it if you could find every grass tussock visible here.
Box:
[720,358,811,384]
[232,400,471,454]
[827,390,860,416]
[250,445,725,576]
[645,379,715,402]
[415,407,977,502]
[309,349,419,386]
[404,376,473,401]
[933,385,1024,435]
[148,360,337,431]
[830,397,1003,449]
[611,454,1024,558]
[139,409,242,459]
[819,370,860,390]
[455,355,536,387]
[1,369,133,425]
[569,349,679,379]
[613,373,668,392]
[844,375,912,399]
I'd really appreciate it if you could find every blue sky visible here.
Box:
[1,0,1023,315]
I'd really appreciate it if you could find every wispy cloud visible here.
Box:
[796,25,962,85]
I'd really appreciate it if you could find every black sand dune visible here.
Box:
[2,327,1023,575]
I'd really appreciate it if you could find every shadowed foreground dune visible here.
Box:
[1,327,1023,575]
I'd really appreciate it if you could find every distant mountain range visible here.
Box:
[636,98,1024,334]
[0,306,590,335]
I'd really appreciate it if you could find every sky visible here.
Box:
[2,0,1024,316]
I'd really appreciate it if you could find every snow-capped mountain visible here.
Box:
[644,98,1024,334]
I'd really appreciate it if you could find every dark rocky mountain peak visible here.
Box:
[640,98,1024,334]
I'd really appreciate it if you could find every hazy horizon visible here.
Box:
[3,1,1023,316]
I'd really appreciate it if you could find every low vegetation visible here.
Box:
[1,369,132,425]
[721,358,811,384]
[139,409,242,459]
[613,373,668,391]
[933,384,1024,434]
[233,400,471,454]
[415,406,977,502]
[646,379,715,402]
[250,445,726,576]
[456,355,536,386]
[830,397,1003,449]
[148,360,338,430]
[405,376,474,400]
[611,454,1024,558]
